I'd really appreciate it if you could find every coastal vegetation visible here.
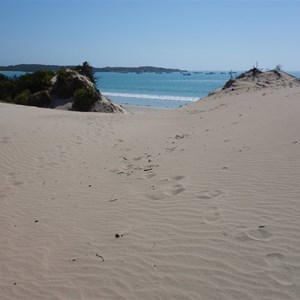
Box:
[0,62,95,104]
[0,70,54,103]
[0,62,124,113]
[73,88,98,112]
[75,61,95,83]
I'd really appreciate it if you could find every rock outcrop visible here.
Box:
[48,69,125,113]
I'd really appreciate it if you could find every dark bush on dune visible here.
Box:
[0,74,15,102]
[72,87,98,111]
[15,70,55,95]
[75,61,95,84]
[14,89,31,105]
[0,70,55,102]
[53,67,73,98]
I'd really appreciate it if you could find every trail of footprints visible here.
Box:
[112,139,224,224]
[145,175,224,224]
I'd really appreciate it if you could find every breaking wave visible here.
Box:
[102,92,198,102]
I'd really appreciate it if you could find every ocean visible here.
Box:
[2,70,300,109]
[95,71,231,108]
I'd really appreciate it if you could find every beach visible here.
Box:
[1,73,300,299]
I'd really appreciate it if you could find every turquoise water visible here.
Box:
[0,71,29,78]
[95,71,231,108]
[2,70,300,109]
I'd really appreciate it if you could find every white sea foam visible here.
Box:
[102,92,198,102]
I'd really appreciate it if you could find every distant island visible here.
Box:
[0,64,185,73]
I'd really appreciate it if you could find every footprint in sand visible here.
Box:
[238,226,273,242]
[161,175,186,196]
[146,184,185,199]
[246,226,272,241]
[265,253,293,285]
[159,175,186,184]
[196,190,223,200]
[146,175,186,199]
[163,184,186,196]
[203,206,220,223]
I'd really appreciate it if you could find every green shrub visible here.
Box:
[16,70,55,95]
[54,67,73,98]
[72,88,97,112]
[0,75,15,102]
[0,70,55,103]
[14,89,31,106]
[57,67,71,83]
[75,61,95,83]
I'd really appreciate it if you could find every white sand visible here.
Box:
[1,78,300,299]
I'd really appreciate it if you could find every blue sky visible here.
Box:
[0,0,299,70]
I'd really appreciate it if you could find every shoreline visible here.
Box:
[124,105,170,114]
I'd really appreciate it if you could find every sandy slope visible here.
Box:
[1,81,300,299]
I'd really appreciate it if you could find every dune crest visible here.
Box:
[209,68,300,98]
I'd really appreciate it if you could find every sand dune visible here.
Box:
[1,76,300,299]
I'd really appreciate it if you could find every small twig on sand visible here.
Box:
[109,196,118,202]
[96,253,104,261]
